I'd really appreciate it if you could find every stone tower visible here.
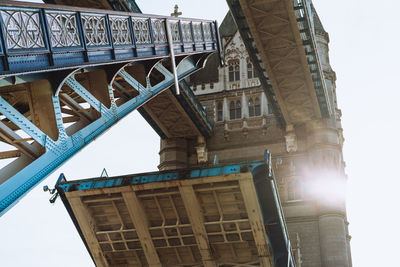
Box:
[158,4,352,267]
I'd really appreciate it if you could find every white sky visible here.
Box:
[1,1,400,266]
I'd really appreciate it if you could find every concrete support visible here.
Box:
[158,138,188,170]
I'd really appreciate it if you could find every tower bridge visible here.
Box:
[0,0,351,266]
[0,0,220,214]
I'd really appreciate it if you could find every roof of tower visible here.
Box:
[311,4,329,40]
[219,11,237,38]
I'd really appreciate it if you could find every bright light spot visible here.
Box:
[305,170,346,207]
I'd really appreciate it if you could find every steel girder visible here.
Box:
[227,0,331,125]
[0,55,205,216]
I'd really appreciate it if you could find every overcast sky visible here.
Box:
[1,1,400,266]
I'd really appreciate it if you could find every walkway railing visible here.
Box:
[0,1,219,76]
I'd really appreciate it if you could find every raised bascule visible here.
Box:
[0,0,351,266]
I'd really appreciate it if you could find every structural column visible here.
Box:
[158,138,188,170]
[306,119,350,267]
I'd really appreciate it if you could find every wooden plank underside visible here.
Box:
[65,173,274,266]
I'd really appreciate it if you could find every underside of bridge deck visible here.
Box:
[227,0,331,126]
[57,157,295,267]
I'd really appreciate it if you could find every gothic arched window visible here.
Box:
[249,98,254,117]
[254,97,261,116]
[228,60,240,82]
[249,97,261,117]
[229,100,241,120]
[236,100,241,119]
[287,180,302,201]
[217,102,223,121]
[230,101,235,120]
[247,59,257,79]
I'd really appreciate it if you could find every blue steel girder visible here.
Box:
[0,1,219,78]
[0,54,210,216]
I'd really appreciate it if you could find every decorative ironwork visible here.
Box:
[0,3,220,77]
[46,11,81,48]
[203,23,212,41]
[81,14,109,46]
[109,15,131,46]
[181,22,192,42]
[192,23,203,42]
[0,9,45,50]
[170,21,180,43]
[132,18,151,44]
[151,19,166,43]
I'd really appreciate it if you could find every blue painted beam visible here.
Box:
[57,161,264,192]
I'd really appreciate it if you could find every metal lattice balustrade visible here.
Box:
[0,1,219,77]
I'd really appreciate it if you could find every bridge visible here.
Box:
[0,0,220,215]
[0,0,351,266]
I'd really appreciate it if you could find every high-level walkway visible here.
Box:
[228,0,330,125]
[0,1,221,215]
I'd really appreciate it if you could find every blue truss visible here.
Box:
[0,53,207,216]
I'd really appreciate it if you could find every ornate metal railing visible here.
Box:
[0,1,219,76]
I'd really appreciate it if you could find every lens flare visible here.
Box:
[305,170,346,206]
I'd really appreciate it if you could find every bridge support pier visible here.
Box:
[158,138,188,170]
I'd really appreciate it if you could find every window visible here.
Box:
[287,180,302,201]
[236,100,241,118]
[249,98,254,117]
[228,60,240,82]
[229,100,241,120]
[230,101,235,120]
[254,97,261,116]
[217,102,223,121]
[249,97,261,117]
[247,59,257,79]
